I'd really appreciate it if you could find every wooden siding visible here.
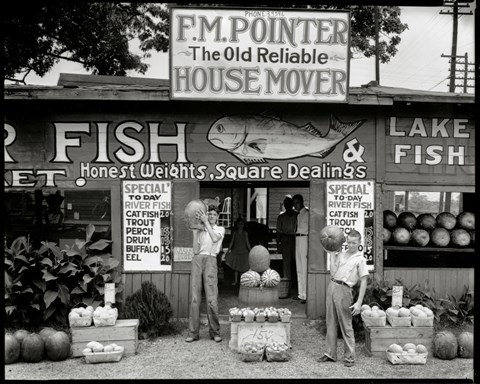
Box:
[383,268,474,298]
[123,272,190,319]
[306,273,329,319]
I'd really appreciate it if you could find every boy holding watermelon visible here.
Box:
[186,205,225,343]
[317,229,369,367]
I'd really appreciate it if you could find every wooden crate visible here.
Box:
[364,324,433,357]
[71,319,139,357]
[229,321,290,353]
[238,286,279,308]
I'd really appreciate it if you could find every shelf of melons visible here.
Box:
[383,245,474,252]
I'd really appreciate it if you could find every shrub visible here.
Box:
[4,224,123,328]
[121,281,174,339]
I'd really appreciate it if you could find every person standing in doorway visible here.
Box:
[186,205,225,343]
[293,194,308,304]
[251,188,267,224]
[317,229,369,367]
[276,196,297,281]
[225,217,251,285]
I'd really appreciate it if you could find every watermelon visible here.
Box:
[383,210,397,230]
[248,245,270,273]
[5,333,21,364]
[21,333,45,363]
[457,331,473,358]
[260,268,281,287]
[397,212,417,231]
[45,331,71,361]
[39,327,57,343]
[240,270,261,287]
[433,331,458,360]
[184,200,207,230]
[436,212,457,230]
[320,225,345,252]
[417,213,436,231]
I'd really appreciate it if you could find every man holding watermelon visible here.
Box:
[318,229,369,367]
[186,205,225,343]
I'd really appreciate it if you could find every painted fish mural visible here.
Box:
[207,113,366,164]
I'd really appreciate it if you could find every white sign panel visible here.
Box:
[170,7,350,102]
[122,180,172,271]
[326,180,375,271]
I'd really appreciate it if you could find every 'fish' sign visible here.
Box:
[207,113,366,164]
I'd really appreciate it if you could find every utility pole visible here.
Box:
[374,6,380,84]
[440,1,473,92]
[448,52,476,93]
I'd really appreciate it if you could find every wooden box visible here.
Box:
[238,286,279,308]
[71,319,139,357]
[364,324,433,357]
[229,321,290,353]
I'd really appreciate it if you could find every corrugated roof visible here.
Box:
[4,73,474,105]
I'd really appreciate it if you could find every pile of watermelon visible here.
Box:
[383,210,474,248]
[5,328,71,364]
[240,268,281,288]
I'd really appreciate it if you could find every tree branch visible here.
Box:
[4,76,26,85]
[45,52,87,65]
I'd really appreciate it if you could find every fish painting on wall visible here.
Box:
[207,112,366,164]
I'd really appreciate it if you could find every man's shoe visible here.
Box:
[213,336,222,342]
[292,296,301,301]
[185,336,199,343]
[344,360,355,367]
[317,355,335,363]
[300,299,306,304]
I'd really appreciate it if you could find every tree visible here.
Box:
[4,2,170,83]
[185,4,409,62]
[4,3,407,83]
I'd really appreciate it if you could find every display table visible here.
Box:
[364,324,433,357]
[229,321,291,353]
[71,319,139,357]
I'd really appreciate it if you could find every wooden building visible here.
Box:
[4,74,475,319]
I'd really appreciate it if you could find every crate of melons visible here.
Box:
[386,343,428,365]
[82,341,125,364]
[93,303,118,327]
[68,304,94,327]
[265,342,291,362]
[409,304,434,327]
[386,306,412,327]
[239,341,265,362]
[360,304,386,327]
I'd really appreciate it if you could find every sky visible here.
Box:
[14,4,476,93]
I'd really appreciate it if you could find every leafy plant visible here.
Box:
[4,224,122,328]
[122,281,174,339]
[442,286,474,326]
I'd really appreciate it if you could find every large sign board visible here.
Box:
[326,180,375,271]
[170,7,350,102]
[122,180,172,271]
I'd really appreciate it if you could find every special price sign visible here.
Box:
[170,7,350,102]
[122,180,172,272]
[326,180,375,270]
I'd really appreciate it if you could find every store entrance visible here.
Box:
[199,182,309,318]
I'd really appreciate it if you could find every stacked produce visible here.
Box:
[385,306,412,327]
[229,307,291,323]
[386,342,428,365]
[433,330,474,360]
[5,329,71,364]
[383,210,474,247]
[360,304,386,327]
[409,304,434,327]
[68,305,94,327]
[92,303,118,327]
[265,341,291,362]
[240,268,281,288]
[82,341,125,364]
[239,341,266,362]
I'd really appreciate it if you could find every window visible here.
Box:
[5,189,111,249]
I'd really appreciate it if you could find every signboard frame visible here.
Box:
[121,179,173,272]
[325,179,375,272]
[169,6,351,103]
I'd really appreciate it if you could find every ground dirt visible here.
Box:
[4,319,474,381]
